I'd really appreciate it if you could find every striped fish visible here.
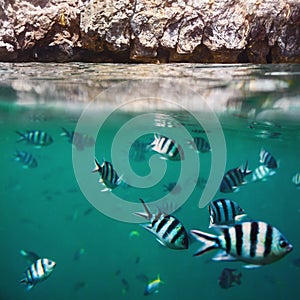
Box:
[191,221,293,268]
[61,128,95,151]
[16,130,53,146]
[150,134,184,160]
[134,198,189,250]
[20,258,56,291]
[93,158,122,191]
[14,150,38,168]
[220,162,252,193]
[209,199,245,227]
[188,137,211,153]
[292,173,300,188]
[251,165,276,182]
[260,148,278,169]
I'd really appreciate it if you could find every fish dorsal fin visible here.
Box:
[136,198,152,220]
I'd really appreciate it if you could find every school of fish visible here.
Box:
[15,128,294,295]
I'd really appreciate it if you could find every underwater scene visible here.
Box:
[0,63,300,300]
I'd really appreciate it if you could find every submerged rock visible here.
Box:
[0,0,299,63]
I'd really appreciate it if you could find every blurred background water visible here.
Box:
[0,63,300,300]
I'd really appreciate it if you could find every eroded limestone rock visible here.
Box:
[0,0,299,63]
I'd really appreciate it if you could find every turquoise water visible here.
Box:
[0,63,300,300]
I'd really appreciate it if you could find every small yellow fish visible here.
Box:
[144,274,164,296]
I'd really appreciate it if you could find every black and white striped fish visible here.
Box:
[251,165,276,182]
[150,134,184,161]
[14,150,38,168]
[260,148,278,169]
[20,258,56,291]
[220,162,252,193]
[188,137,211,153]
[16,130,53,147]
[61,128,95,151]
[93,158,122,191]
[191,221,293,268]
[292,173,300,188]
[134,198,189,250]
[209,199,245,227]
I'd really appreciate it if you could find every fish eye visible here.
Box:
[279,239,288,248]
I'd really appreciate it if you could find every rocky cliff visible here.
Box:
[0,0,299,63]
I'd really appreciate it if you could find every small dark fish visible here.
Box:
[218,268,242,289]
[14,151,38,168]
[122,278,129,288]
[191,221,293,268]
[74,281,86,291]
[188,137,211,153]
[134,198,189,250]
[220,162,252,193]
[20,258,56,291]
[260,148,278,169]
[135,256,140,264]
[115,269,121,277]
[292,258,300,268]
[83,207,94,216]
[16,130,53,146]
[163,182,182,195]
[196,177,207,189]
[93,158,122,191]
[136,273,149,283]
[208,199,245,227]
[73,248,85,261]
[130,140,149,161]
[150,134,184,160]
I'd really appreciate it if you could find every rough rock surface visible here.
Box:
[0,0,299,63]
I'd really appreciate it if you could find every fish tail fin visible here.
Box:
[236,272,242,285]
[157,274,164,284]
[60,127,69,136]
[15,131,25,142]
[190,230,219,256]
[92,158,101,173]
[20,278,34,291]
[243,161,252,176]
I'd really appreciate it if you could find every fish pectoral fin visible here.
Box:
[156,238,167,247]
[212,251,237,261]
[234,214,249,222]
[139,223,152,231]
[243,264,262,269]
[26,283,35,291]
